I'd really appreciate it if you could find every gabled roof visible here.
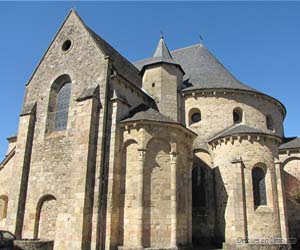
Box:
[139,37,184,75]
[26,9,142,88]
[134,43,258,92]
[120,104,177,124]
[209,124,278,142]
[279,137,300,150]
[86,27,142,87]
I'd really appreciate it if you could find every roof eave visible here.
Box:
[208,132,281,144]
[181,87,286,119]
[119,119,197,137]
[140,61,185,76]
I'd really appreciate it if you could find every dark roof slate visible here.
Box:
[153,37,174,60]
[120,104,177,124]
[86,27,142,87]
[134,44,260,93]
[139,37,184,74]
[279,137,300,150]
[209,124,276,142]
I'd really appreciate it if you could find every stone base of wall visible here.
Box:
[14,240,54,250]
[223,243,291,250]
[118,245,191,250]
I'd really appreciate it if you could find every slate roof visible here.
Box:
[85,27,142,88]
[279,137,300,150]
[139,37,184,74]
[120,104,178,124]
[209,124,277,142]
[134,44,260,93]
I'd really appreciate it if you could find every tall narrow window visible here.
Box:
[252,167,267,207]
[54,82,71,131]
[233,107,243,124]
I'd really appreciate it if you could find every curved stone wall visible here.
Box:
[210,136,282,244]
[184,91,284,147]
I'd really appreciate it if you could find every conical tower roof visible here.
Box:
[134,43,286,116]
[153,35,174,61]
[140,36,184,74]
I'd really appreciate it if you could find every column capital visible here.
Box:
[137,148,147,161]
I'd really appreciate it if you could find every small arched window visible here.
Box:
[0,195,8,220]
[54,82,71,131]
[189,108,201,125]
[233,107,243,124]
[252,166,267,207]
[266,115,274,131]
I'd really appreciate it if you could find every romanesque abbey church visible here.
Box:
[0,10,299,250]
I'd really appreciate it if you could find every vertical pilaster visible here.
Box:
[274,160,289,239]
[231,158,248,242]
[9,103,36,238]
[136,148,147,248]
[187,157,193,245]
[170,152,178,248]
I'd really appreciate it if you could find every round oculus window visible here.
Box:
[62,40,72,52]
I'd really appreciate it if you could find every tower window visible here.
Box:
[62,40,72,52]
[189,108,201,125]
[252,166,267,207]
[152,83,155,87]
[266,115,274,131]
[233,107,243,124]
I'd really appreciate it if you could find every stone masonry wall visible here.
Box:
[279,151,300,249]
[0,10,110,250]
[211,137,282,244]
[184,92,284,148]
[142,64,183,122]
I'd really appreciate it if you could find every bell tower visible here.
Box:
[141,36,185,122]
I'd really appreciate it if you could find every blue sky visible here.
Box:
[0,2,299,158]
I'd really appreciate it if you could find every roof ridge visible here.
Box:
[170,43,202,53]
[85,26,140,75]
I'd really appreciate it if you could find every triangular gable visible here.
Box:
[26,9,141,88]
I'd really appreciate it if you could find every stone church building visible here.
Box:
[0,10,300,250]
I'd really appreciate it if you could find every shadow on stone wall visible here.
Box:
[192,156,216,246]
[213,166,228,247]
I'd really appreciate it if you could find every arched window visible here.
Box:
[252,167,267,207]
[46,75,72,134]
[0,195,8,219]
[266,115,274,131]
[233,107,243,124]
[54,82,71,131]
[189,108,201,125]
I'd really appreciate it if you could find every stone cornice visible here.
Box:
[181,88,286,118]
[209,133,281,149]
